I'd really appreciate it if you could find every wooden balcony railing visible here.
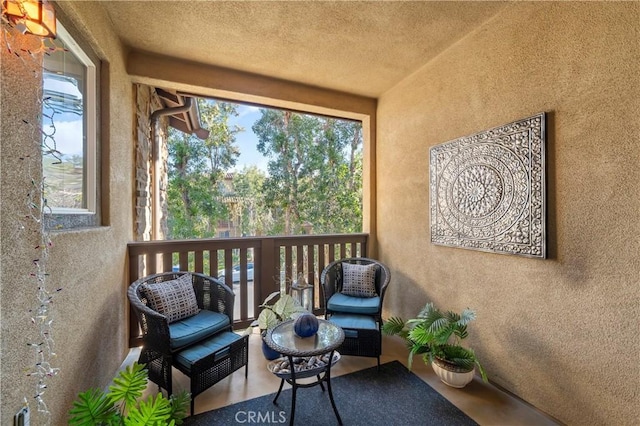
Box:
[127,233,368,347]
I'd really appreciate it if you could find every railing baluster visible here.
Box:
[259,237,277,315]
[238,248,248,323]
[129,253,141,347]
[317,244,326,311]
[147,252,157,274]
[179,251,188,271]
[296,244,304,278]
[163,252,172,272]
[307,244,316,310]
[224,249,233,288]
[285,246,293,289]
[195,250,203,273]
[127,233,367,345]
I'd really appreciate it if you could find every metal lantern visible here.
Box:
[290,273,314,313]
[3,0,57,38]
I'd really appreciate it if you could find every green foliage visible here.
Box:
[68,388,119,425]
[252,109,363,236]
[166,100,242,239]
[251,291,306,331]
[166,100,363,240]
[382,303,487,382]
[232,166,272,236]
[68,362,190,425]
[108,362,148,413]
[124,394,173,426]
[167,391,190,422]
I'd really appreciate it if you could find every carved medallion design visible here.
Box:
[430,113,546,258]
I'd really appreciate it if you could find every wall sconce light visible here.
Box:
[2,0,56,38]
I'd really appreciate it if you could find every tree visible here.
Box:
[252,109,362,235]
[306,118,363,233]
[166,100,241,239]
[253,110,318,234]
[166,101,363,240]
[232,166,272,236]
[198,101,242,182]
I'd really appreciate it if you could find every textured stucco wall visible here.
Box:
[0,32,46,425]
[1,2,133,424]
[377,2,639,425]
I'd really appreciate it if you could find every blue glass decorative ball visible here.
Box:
[294,313,319,338]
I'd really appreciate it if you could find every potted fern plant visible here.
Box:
[68,362,190,425]
[382,302,487,388]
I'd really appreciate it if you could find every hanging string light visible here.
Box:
[22,144,61,420]
[2,5,63,423]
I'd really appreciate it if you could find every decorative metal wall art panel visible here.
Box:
[430,112,546,258]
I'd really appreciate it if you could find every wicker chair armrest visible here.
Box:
[191,272,235,324]
[320,263,340,303]
[374,260,391,311]
[127,283,172,353]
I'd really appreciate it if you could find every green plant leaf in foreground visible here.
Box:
[108,362,149,413]
[68,388,119,425]
[69,361,189,425]
[124,393,173,425]
[168,391,191,425]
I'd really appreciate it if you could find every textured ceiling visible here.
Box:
[99,1,507,98]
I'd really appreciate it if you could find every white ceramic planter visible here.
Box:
[432,360,475,388]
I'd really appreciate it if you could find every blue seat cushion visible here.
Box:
[174,331,242,373]
[329,314,378,338]
[327,293,380,315]
[169,310,230,350]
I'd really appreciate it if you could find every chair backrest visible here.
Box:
[128,272,235,342]
[132,271,234,308]
[320,257,391,310]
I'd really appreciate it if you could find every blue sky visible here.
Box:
[43,88,270,171]
[228,104,269,172]
[43,73,84,158]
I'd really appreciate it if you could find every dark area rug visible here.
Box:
[183,360,478,425]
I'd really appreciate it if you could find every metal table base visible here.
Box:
[272,351,342,426]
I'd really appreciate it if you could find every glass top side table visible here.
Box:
[264,319,345,426]
[266,318,344,357]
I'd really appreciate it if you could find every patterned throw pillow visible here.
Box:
[341,262,378,298]
[142,273,200,323]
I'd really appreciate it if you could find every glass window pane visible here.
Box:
[42,39,86,210]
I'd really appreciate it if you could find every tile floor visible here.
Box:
[131,330,561,425]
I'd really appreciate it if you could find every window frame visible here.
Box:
[43,19,99,229]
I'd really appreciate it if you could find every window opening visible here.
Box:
[165,99,363,240]
[42,20,98,229]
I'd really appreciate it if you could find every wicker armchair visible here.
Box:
[321,257,391,368]
[128,272,247,413]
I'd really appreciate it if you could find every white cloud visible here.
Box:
[237,105,261,118]
[43,120,83,157]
